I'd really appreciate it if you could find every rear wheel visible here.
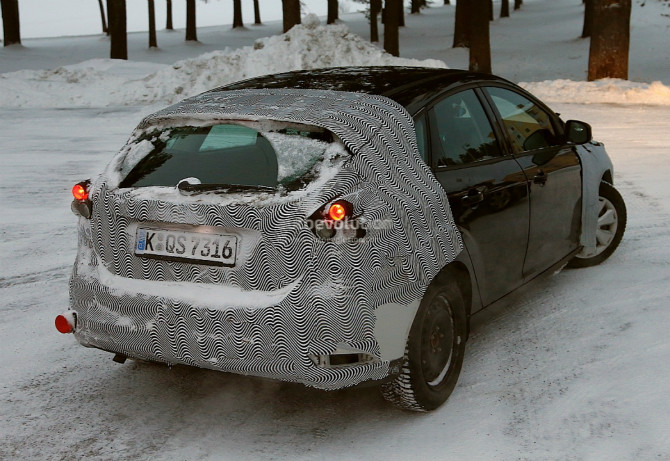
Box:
[381,274,467,411]
[568,181,626,268]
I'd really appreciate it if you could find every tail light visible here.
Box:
[71,179,92,219]
[308,199,365,241]
[72,183,88,201]
[328,201,351,221]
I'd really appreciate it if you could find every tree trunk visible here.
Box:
[327,0,338,24]
[98,0,108,34]
[469,0,491,73]
[398,0,405,26]
[148,0,157,47]
[1,0,21,46]
[166,0,173,30]
[108,0,127,59]
[500,0,509,18]
[489,0,494,21]
[514,0,522,10]
[411,0,421,14]
[582,0,594,38]
[384,0,400,56]
[185,0,197,41]
[444,0,450,4]
[282,0,301,32]
[453,0,469,48]
[253,0,261,24]
[232,0,243,28]
[588,0,631,80]
[370,0,381,42]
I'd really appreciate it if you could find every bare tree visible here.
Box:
[108,0,127,59]
[411,0,421,14]
[166,0,173,30]
[328,0,339,24]
[185,0,197,41]
[253,0,262,25]
[444,0,450,4]
[148,0,157,47]
[582,0,594,38]
[453,0,469,48]
[282,0,301,32]
[233,0,243,28]
[97,0,108,34]
[1,0,21,46]
[384,0,401,56]
[588,0,631,80]
[500,0,509,18]
[469,0,491,73]
[514,0,522,10]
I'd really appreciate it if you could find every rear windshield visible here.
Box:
[119,123,339,190]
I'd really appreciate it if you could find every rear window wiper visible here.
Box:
[178,181,276,194]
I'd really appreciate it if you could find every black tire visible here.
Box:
[380,273,467,411]
[568,181,626,268]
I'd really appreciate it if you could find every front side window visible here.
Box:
[485,87,558,154]
[119,123,339,190]
[430,89,501,167]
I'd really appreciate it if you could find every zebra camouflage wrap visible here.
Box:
[69,89,463,389]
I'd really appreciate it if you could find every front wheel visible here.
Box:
[381,274,467,411]
[568,181,626,268]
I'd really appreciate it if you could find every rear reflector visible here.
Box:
[55,311,76,334]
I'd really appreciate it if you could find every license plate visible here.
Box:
[135,227,237,266]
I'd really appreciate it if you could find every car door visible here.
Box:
[422,88,530,307]
[482,86,582,279]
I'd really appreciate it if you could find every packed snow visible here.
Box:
[0,16,445,109]
[520,78,670,106]
[1,0,670,459]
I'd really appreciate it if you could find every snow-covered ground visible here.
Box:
[1,0,670,459]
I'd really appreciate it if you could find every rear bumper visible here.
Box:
[69,262,394,390]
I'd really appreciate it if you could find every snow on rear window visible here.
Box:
[115,122,348,192]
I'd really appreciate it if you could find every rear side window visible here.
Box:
[485,87,558,154]
[119,123,338,190]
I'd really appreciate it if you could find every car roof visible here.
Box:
[209,66,507,115]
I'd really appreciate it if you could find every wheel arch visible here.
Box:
[430,258,476,338]
[601,169,613,185]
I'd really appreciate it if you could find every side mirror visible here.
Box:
[565,120,592,145]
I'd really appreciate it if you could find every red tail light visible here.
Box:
[55,312,76,334]
[328,203,347,221]
[72,183,88,201]
[71,180,92,219]
[328,200,352,221]
[307,199,364,241]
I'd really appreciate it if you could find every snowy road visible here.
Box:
[1,104,669,460]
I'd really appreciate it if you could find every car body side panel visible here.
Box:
[574,142,614,256]
[513,147,583,278]
[436,159,530,306]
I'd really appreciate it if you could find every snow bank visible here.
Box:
[520,79,670,106]
[0,16,446,109]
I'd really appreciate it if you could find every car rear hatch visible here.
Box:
[90,121,351,294]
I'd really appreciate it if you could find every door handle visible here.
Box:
[461,190,484,206]
[533,170,547,186]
